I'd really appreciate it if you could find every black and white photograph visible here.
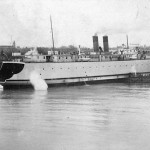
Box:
[0,0,150,149]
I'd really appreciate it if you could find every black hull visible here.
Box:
[128,72,150,83]
[0,61,24,82]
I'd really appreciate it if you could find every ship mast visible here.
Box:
[50,15,55,51]
[126,35,129,49]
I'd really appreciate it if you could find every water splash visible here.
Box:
[29,71,48,91]
[0,85,3,91]
[131,65,137,76]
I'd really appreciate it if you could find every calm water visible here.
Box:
[0,83,150,150]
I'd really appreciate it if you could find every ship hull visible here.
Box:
[4,59,150,87]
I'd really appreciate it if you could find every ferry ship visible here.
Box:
[2,35,150,88]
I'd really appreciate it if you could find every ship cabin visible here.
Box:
[24,55,47,62]
[47,53,91,62]
[21,43,148,63]
[23,50,91,63]
[22,50,147,63]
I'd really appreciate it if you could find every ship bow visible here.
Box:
[0,62,24,82]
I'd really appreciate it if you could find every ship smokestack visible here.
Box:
[103,35,109,52]
[93,35,99,52]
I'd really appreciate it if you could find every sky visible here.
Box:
[0,0,150,48]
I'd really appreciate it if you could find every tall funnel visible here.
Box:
[103,35,109,52]
[93,36,99,52]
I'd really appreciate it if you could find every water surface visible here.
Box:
[0,83,150,150]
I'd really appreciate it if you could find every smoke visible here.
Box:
[95,24,132,36]
[29,71,48,90]
[94,18,150,37]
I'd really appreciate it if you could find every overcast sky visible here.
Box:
[0,0,150,48]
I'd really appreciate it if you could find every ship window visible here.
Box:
[66,57,67,59]
[59,57,60,59]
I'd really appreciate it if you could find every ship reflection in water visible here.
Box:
[0,83,150,150]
